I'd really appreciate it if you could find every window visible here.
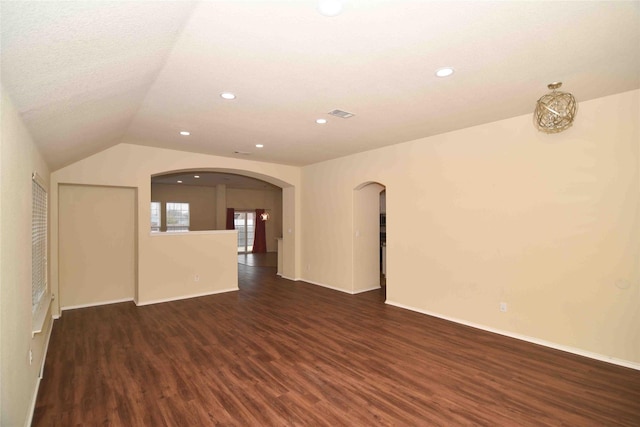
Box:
[150,201,161,232]
[32,172,48,332]
[166,202,189,232]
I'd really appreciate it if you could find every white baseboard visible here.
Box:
[385,300,640,371]
[300,278,356,294]
[298,278,381,295]
[61,297,134,312]
[135,287,239,306]
[353,286,382,294]
[25,313,55,427]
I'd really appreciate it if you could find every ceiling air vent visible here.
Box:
[328,109,355,118]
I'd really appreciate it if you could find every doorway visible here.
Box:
[235,210,256,253]
[353,182,386,294]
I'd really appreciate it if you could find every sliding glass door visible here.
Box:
[234,211,255,253]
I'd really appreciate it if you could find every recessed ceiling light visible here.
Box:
[317,0,343,17]
[220,92,236,100]
[194,175,200,178]
[256,144,264,148]
[435,67,455,77]
[177,180,183,183]
[180,131,190,136]
[316,118,327,124]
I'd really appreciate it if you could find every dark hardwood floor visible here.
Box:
[34,264,640,426]
[237,252,277,268]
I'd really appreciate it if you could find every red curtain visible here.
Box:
[252,209,267,253]
[226,208,235,230]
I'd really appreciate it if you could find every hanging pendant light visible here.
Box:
[534,82,577,134]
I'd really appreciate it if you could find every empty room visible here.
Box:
[1,1,639,426]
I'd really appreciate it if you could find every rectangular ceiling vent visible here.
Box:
[328,109,355,119]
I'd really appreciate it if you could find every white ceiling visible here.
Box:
[2,1,639,171]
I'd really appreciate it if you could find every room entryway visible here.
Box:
[353,182,386,295]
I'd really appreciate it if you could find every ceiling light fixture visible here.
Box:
[317,0,343,17]
[179,131,190,136]
[177,180,183,183]
[256,144,264,148]
[316,118,327,124]
[194,175,200,178]
[435,67,455,77]
[220,92,236,100]
[534,82,577,134]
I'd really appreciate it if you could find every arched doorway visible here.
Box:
[150,168,297,280]
[353,182,386,295]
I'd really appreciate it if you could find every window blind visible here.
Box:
[32,172,47,317]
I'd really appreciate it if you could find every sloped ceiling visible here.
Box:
[1,1,639,171]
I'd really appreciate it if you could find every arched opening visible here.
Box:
[353,181,386,296]
[149,168,296,278]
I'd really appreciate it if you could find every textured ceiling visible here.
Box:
[1,1,639,171]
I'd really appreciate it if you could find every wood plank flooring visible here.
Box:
[34,264,640,426]
[237,252,277,268]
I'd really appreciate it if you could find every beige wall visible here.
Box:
[302,90,639,365]
[228,188,283,252]
[50,144,301,309]
[151,183,217,231]
[1,89,52,426]
[143,231,238,304]
[215,184,227,230]
[59,185,136,309]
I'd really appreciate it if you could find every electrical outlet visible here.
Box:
[499,302,507,312]
[194,274,200,282]
[306,264,311,271]
[29,349,33,365]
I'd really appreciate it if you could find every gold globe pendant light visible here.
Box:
[534,82,577,133]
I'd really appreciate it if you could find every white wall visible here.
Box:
[302,90,639,366]
[1,89,52,426]
[50,144,301,311]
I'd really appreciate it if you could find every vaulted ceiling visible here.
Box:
[2,1,639,171]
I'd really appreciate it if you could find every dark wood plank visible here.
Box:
[237,252,277,267]
[33,264,640,426]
